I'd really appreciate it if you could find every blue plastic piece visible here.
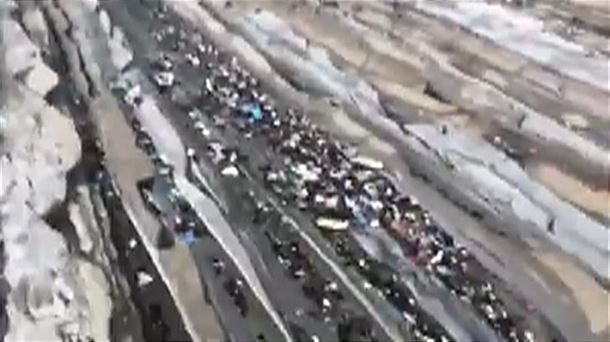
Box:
[352,209,368,230]
[240,103,263,121]
[177,230,196,245]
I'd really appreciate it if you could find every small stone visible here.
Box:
[24,63,59,97]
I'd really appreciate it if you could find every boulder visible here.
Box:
[21,6,49,50]
[2,18,58,96]
[23,63,59,97]
[0,82,85,341]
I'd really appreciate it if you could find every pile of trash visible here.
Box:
[184,38,538,341]
[114,11,543,341]
[250,107,536,342]
[169,38,454,341]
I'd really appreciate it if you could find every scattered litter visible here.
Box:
[351,155,383,170]
[188,109,202,120]
[194,121,210,137]
[221,165,240,177]
[205,77,215,93]
[137,271,154,287]
[213,116,227,128]
[110,76,133,92]
[212,258,226,274]
[240,102,263,121]
[152,71,175,88]
[152,54,174,71]
[177,229,196,245]
[124,84,142,106]
[292,163,320,182]
[315,217,349,231]
[562,113,589,129]
[106,26,540,341]
[322,297,332,309]
[187,147,196,158]
[185,52,200,67]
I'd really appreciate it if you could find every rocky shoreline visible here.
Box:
[0,1,188,340]
[1,0,608,341]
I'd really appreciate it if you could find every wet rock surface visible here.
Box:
[1,1,181,341]
[2,0,608,341]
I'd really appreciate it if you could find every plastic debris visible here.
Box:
[315,217,349,231]
[106,26,544,341]
[177,229,196,245]
[240,102,263,121]
[351,155,384,170]
[188,109,201,120]
[152,54,174,71]
[185,53,200,67]
[194,121,211,137]
[221,165,240,177]
[152,71,175,88]
[293,163,319,182]
[212,258,226,274]
[137,271,154,287]
[124,84,142,106]
[186,147,196,158]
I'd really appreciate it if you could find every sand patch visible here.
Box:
[269,5,424,88]
[373,78,456,114]
[354,8,393,32]
[531,163,610,221]
[534,251,610,334]
[281,9,368,67]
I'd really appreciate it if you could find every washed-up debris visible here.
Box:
[152,71,175,88]
[151,53,174,71]
[157,165,174,180]
[110,75,135,93]
[291,163,320,182]
[351,155,384,170]
[561,114,589,130]
[315,217,349,231]
[124,84,142,106]
[137,270,154,287]
[240,102,264,121]
[185,52,200,67]
[194,121,211,137]
[227,84,533,340]
[177,229,196,245]
[212,258,225,275]
[207,141,225,164]
[204,77,215,94]
[213,116,227,129]
[113,20,555,341]
[188,109,202,120]
[221,165,240,177]
[187,147,196,158]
